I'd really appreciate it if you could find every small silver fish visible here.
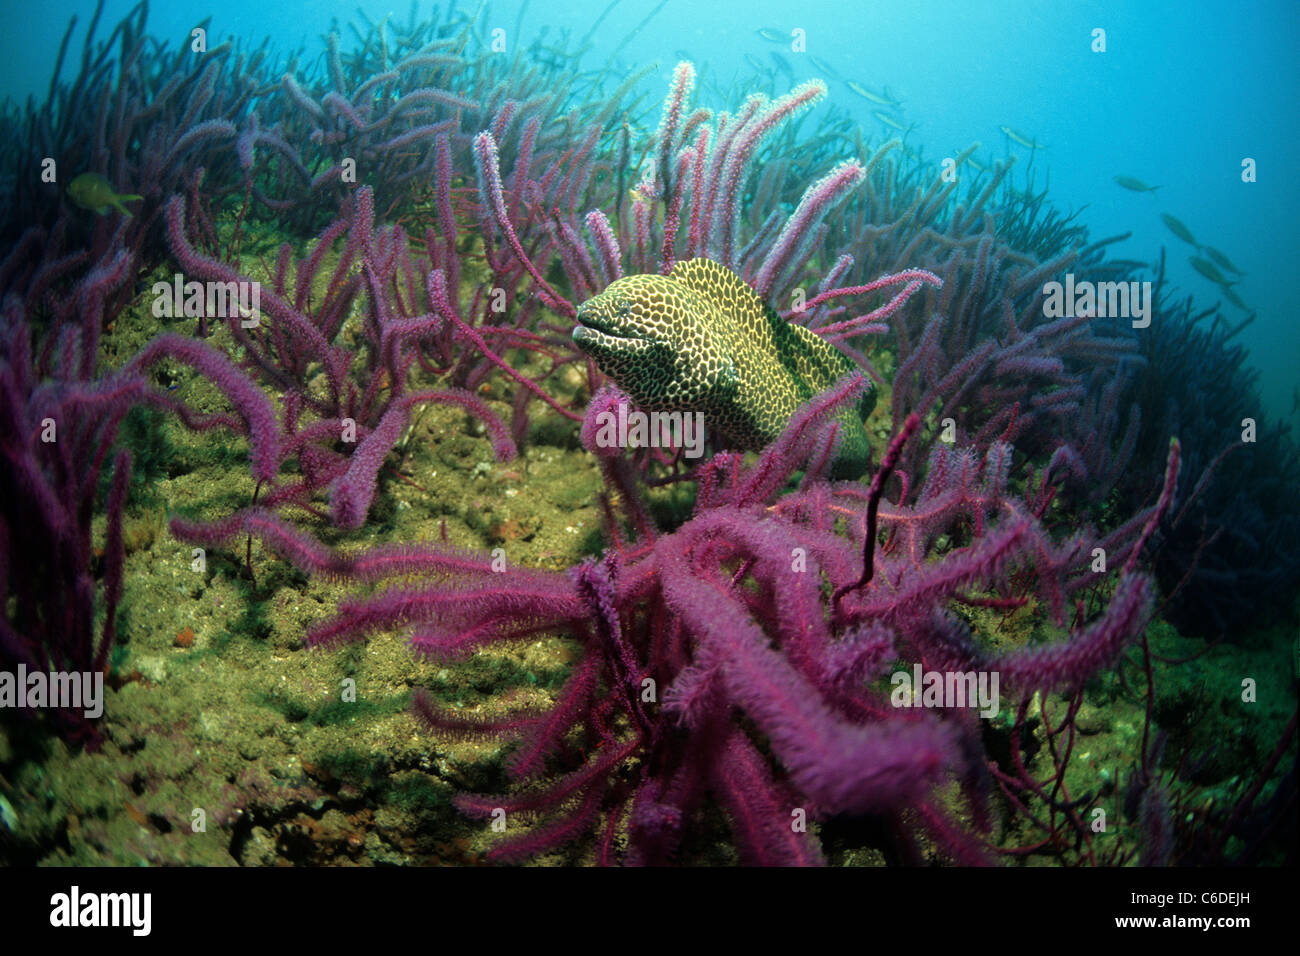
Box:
[873,110,910,131]
[808,54,841,80]
[1161,213,1199,248]
[1000,125,1047,149]
[769,51,795,83]
[846,80,899,106]
[1220,286,1249,311]
[1203,245,1244,275]
[1189,256,1234,287]
[1113,175,1160,193]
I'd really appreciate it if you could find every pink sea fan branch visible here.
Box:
[585,210,622,286]
[472,131,575,317]
[754,160,865,298]
[125,333,281,483]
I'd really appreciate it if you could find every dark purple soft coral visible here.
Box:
[0,228,295,746]
[181,375,1180,864]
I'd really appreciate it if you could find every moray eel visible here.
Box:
[572,257,874,478]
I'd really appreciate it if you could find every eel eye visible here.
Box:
[616,299,631,319]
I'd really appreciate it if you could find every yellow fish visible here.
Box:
[67,172,142,217]
[628,186,665,227]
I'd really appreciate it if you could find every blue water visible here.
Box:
[4,0,1296,420]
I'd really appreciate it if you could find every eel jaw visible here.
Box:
[571,317,664,396]
[572,323,658,356]
[572,310,649,350]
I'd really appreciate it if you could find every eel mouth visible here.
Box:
[573,309,630,338]
[573,308,644,349]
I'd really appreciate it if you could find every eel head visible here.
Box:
[573,273,737,410]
